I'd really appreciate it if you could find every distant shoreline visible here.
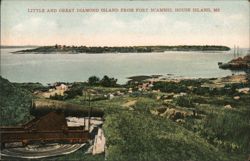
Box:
[13,45,231,54]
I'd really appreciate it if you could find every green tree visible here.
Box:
[100,75,117,87]
[88,76,100,85]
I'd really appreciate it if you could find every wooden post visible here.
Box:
[88,92,91,131]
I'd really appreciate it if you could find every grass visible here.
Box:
[191,104,250,153]
[0,76,33,126]
[103,110,230,161]
[64,83,250,161]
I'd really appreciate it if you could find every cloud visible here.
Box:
[81,14,126,34]
[11,17,58,37]
[80,13,192,37]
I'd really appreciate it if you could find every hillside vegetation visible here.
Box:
[0,76,33,126]
[1,75,249,161]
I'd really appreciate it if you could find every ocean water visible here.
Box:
[0,48,248,85]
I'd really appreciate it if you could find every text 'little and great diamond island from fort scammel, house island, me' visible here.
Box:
[27,7,220,13]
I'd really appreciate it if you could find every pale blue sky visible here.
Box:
[1,0,249,48]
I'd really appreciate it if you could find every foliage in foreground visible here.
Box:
[103,110,230,161]
[0,76,33,126]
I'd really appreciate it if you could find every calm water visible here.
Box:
[0,48,248,85]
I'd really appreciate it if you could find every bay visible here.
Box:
[0,48,247,85]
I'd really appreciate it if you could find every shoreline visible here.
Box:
[8,73,249,87]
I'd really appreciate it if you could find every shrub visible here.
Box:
[88,76,100,86]
[201,110,250,153]
[100,75,118,87]
[50,93,65,100]
[193,87,210,95]
[64,87,83,99]
[174,95,195,108]
[152,82,188,93]
[0,77,33,126]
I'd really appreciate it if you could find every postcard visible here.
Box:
[0,0,249,160]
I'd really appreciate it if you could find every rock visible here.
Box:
[233,96,240,100]
[156,107,167,113]
[150,110,159,115]
[224,104,233,109]
[154,106,192,120]
[173,92,187,98]
[156,96,161,100]
[108,94,114,100]
[116,91,124,96]
[152,90,160,93]
[173,94,180,98]
[176,119,185,124]
[148,84,154,88]
[162,93,174,99]
[160,108,175,117]
[163,99,173,103]
[129,107,134,111]
[160,108,184,120]
[180,92,187,96]
[237,87,250,94]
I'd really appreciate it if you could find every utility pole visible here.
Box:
[88,91,91,131]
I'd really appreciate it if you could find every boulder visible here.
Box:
[163,99,173,103]
[224,104,233,109]
[156,96,161,100]
[159,108,190,120]
[176,119,185,124]
[233,96,240,100]
[237,88,250,94]
[150,110,159,115]
[108,94,114,100]
[161,93,174,99]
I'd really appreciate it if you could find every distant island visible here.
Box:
[14,45,230,54]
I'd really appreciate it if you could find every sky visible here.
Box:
[1,0,249,48]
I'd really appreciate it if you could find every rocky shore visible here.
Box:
[218,55,250,70]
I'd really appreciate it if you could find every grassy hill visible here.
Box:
[104,110,227,161]
[0,76,33,126]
